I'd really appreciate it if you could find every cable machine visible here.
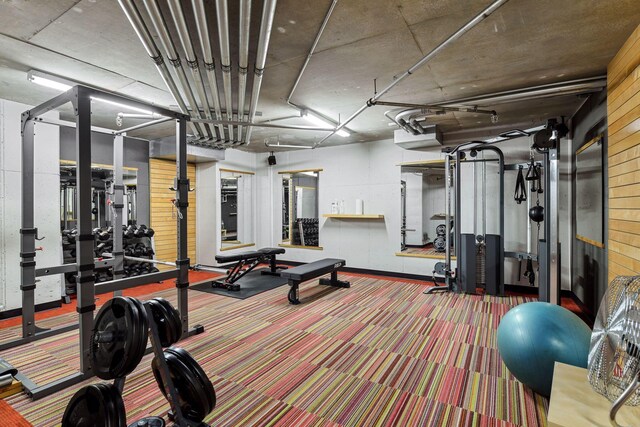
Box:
[427,120,563,303]
[2,85,203,400]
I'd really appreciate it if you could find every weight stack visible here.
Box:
[476,242,486,286]
[485,234,503,296]
[459,233,477,294]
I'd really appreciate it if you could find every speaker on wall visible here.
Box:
[267,152,276,166]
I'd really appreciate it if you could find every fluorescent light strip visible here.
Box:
[28,72,155,116]
[303,111,350,137]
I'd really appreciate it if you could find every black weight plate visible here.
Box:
[435,224,446,235]
[152,350,213,422]
[146,300,176,348]
[153,298,182,346]
[96,383,127,427]
[124,297,149,376]
[61,384,125,427]
[91,297,147,380]
[127,416,165,427]
[166,347,216,413]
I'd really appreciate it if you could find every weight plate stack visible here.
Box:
[91,296,149,380]
[146,298,182,347]
[152,347,216,424]
[436,224,446,236]
[61,383,126,427]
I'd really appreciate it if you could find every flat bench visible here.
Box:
[280,258,350,304]
[210,247,286,291]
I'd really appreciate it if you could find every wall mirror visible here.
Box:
[280,170,320,248]
[575,135,604,248]
[398,161,452,259]
[60,161,138,230]
[220,169,254,250]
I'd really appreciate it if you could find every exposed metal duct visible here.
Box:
[166,0,218,141]
[141,0,213,141]
[191,0,226,140]
[312,0,511,148]
[244,0,278,145]
[117,0,203,139]
[237,0,252,141]
[216,0,235,142]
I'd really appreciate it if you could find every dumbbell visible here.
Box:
[123,225,136,239]
[144,227,155,238]
[65,228,78,244]
[133,243,147,257]
[93,227,111,241]
[134,225,147,238]
[144,246,155,257]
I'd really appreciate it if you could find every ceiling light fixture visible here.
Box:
[27,70,155,116]
[302,110,350,137]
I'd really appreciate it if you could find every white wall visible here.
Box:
[402,171,425,245]
[0,99,63,311]
[257,140,448,276]
[195,148,257,265]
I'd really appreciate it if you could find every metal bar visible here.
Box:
[20,117,37,339]
[75,88,95,375]
[312,0,510,148]
[237,0,252,139]
[215,0,235,140]
[24,89,74,119]
[36,263,78,277]
[103,252,177,267]
[112,135,125,297]
[549,144,561,304]
[114,117,173,135]
[24,372,89,401]
[176,118,189,335]
[94,270,179,294]
[32,116,115,134]
[192,118,333,131]
[84,87,185,119]
[455,150,462,287]
[287,0,338,103]
[0,324,79,351]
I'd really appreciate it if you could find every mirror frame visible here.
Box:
[218,167,256,252]
[277,168,323,250]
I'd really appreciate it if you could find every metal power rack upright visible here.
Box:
[4,85,202,400]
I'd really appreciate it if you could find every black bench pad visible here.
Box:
[258,247,286,256]
[280,258,346,283]
[215,250,262,264]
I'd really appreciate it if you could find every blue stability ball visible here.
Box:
[497,302,591,397]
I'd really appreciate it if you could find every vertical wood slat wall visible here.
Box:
[608,24,640,283]
[149,159,197,267]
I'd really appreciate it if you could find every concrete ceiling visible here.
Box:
[0,0,638,152]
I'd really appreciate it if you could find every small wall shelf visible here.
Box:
[322,214,385,219]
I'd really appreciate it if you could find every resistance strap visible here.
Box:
[514,166,527,204]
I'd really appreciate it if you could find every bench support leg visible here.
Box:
[287,280,300,305]
[319,271,350,289]
[261,255,288,276]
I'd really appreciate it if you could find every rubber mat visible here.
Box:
[189,268,288,299]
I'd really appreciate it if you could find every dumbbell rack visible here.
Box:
[293,218,319,246]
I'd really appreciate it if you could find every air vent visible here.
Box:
[394,126,443,150]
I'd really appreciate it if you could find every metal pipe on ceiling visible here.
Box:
[215,0,235,142]
[372,100,497,118]
[138,0,209,140]
[286,0,338,104]
[192,118,334,131]
[191,0,226,141]
[117,0,202,139]
[244,0,278,145]
[438,75,607,106]
[166,0,219,141]
[312,0,511,148]
[237,0,252,141]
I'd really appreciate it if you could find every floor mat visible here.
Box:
[190,268,288,299]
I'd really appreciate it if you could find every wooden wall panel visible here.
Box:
[149,159,196,266]
[608,24,640,279]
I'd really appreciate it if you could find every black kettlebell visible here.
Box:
[529,204,544,223]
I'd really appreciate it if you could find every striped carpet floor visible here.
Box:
[1,274,547,426]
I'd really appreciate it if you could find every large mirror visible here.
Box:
[398,161,451,258]
[60,161,138,230]
[220,169,254,250]
[280,170,320,247]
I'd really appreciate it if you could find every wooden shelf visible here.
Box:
[548,362,640,427]
[322,214,384,219]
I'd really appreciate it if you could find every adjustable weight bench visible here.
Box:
[211,247,286,291]
[280,258,350,305]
